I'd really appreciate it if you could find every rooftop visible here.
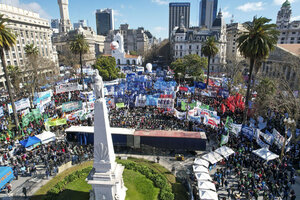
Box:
[277,44,300,57]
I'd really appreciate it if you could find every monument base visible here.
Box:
[87,163,127,200]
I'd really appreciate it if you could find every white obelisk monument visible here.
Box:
[88,71,126,200]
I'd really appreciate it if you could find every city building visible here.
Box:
[51,19,59,29]
[276,0,300,44]
[226,23,247,61]
[199,0,218,29]
[73,20,87,29]
[0,4,59,88]
[171,10,226,73]
[57,0,73,33]
[103,33,142,68]
[260,44,300,90]
[104,24,150,55]
[96,9,114,36]
[169,2,190,38]
[53,0,105,66]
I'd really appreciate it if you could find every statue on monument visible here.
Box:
[94,70,104,99]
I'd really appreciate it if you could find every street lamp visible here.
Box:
[280,117,296,161]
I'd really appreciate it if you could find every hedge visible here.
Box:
[45,166,92,200]
[118,160,174,200]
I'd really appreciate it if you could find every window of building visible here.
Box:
[180,45,182,50]
[232,50,235,53]
[292,32,296,34]
[180,52,182,57]
[14,61,17,65]
[189,52,191,54]
[17,46,21,51]
[189,45,192,50]
[7,61,11,65]
[12,53,16,59]
[19,53,22,57]
[282,32,285,34]
[291,37,294,40]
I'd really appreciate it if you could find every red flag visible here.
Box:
[221,104,226,114]
[229,103,235,113]
[179,87,188,92]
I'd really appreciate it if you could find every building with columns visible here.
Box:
[0,4,59,88]
[260,44,300,90]
[170,10,227,73]
[276,0,300,44]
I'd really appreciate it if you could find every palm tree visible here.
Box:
[237,17,279,124]
[0,14,19,130]
[24,44,39,107]
[70,34,89,88]
[201,36,219,89]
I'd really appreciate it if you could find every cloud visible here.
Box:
[153,26,167,33]
[222,7,232,19]
[114,10,123,17]
[237,2,264,12]
[273,0,295,5]
[152,0,169,5]
[120,4,125,9]
[291,15,300,21]
[1,0,51,19]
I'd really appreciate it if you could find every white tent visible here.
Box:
[195,173,212,181]
[198,189,218,200]
[215,146,235,158]
[193,165,209,174]
[202,152,223,164]
[252,147,279,161]
[197,181,216,192]
[194,158,209,168]
[35,131,56,144]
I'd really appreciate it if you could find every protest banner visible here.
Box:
[157,98,174,109]
[0,106,4,117]
[257,136,269,148]
[241,125,254,140]
[272,129,284,148]
[83,102,95,111]
[135,95,147,107]
[116,103,125,109]
[62,101,82,112]
[8,98,31,113]
[220,134,229,146]
[174,109,186,120]
[230,123,242,136]
[260,130,274,145]
[45,118,67,131]
[55,83,81,94]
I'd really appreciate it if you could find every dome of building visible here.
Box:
[110,41,119,50]
[176,27,187,33]
[282,0,291,7]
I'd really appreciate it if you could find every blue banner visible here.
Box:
[241,125,254,140]
[194,81,206,89]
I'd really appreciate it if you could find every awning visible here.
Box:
[195,173,212,181]
[19,136,41,148]
[202,152,223,164]
[35,131,56,144]
[194,158,209,168]
[214,146,235,158]
[193,165,209,174]
[198,189,218,200]
[197,181,216,192]
[252,147,279,161]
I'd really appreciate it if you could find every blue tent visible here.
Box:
[19,136,41,148]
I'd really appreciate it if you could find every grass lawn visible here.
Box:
[124,169,159,200]
[124,157,188,200]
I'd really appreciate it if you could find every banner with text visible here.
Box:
[62,101,82,112]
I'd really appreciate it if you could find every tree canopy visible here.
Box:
[170,54,207,81]
[93,56,120,81]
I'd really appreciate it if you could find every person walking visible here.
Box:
[22,187,27,198]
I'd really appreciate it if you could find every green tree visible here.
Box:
[201,36,219,89]
[170,54,207,81]
[237,16,279,123]
[7,65,21,95]
[129,51,138,56]
[93,56,120,81]
[70,34,89,85]
[0,14,19,129]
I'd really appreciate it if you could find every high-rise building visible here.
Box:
[276,0,300,44]
[199,0,218,29]
[169,2,190,38]
[0,4,59,88]
[226,23,247,61]
[57,0,73,33]
[73,20,87,29]
[95,9,114,36]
